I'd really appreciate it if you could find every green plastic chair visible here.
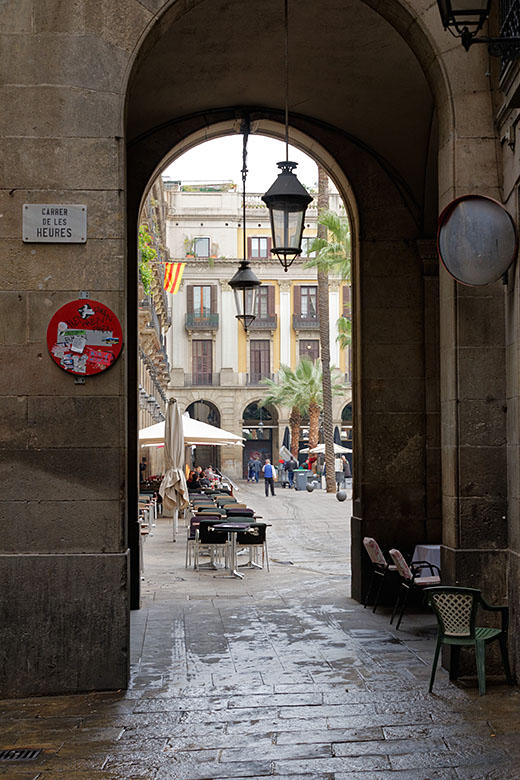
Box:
[425,586,513,696]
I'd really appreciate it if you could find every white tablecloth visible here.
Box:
[413,544,441,577]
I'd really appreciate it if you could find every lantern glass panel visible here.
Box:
[233,287,257,320]
[271,206,305,256]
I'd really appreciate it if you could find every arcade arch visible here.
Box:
[126,0,458,610]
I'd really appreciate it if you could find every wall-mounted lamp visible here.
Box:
[437,0,520,56]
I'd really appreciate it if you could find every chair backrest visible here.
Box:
[389,549,413,580]
[198,519,229,544]
[363,537,387,567]
[188,516,201,539]
[426,586,481,638]
[236,523,266,544]
[227,507,255,517]
[196,508,226,516]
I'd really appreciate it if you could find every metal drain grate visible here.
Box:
[0,748,42,762]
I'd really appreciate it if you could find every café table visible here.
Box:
[412,543,441,579]
[213,522,253,579]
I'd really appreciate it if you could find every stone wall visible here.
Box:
[0,0,516,696]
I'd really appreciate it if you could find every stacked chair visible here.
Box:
[185,490,269,572]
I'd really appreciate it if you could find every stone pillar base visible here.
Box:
[0,552,129,698]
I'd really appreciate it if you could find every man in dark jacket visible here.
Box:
[285,457,297,488]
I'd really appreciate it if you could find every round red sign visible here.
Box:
[46,299,123,376]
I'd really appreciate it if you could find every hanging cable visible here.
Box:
[241,116,250,261]
[284,0,289,160]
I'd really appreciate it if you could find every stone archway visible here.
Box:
[186,399,222,471]
[5,0,507,699]
[124,0,448,610]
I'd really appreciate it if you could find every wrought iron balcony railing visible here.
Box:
[246,373,274,385]
[184,373,220,387]
[185,312,219,330]
[248,314,278,330]
[292,313,320,330]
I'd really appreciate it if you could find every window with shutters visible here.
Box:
[186,285,219,329]
[192,285,211,317]
[342,285,352,317]
[249,237,270,259]
[192,340,213,385]
[193,237,210,257]
[300,286,318,319]
[299,339,320,361]
[301,236,317,258]
[255,286,270,319]
[247,285,277,329]
[249,340,270,384]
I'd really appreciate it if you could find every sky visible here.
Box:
[162,135,319,193]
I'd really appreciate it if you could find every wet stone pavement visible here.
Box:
[2,482,520,779]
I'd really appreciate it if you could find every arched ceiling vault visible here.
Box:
[127,0,437,223]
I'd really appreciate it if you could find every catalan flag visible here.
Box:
[163,262,186,294]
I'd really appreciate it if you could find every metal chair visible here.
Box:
[425,586,513,695]
[195,518,229,571]
[389,548,440,629]
[235,522,270,571]
[362,537,399,614]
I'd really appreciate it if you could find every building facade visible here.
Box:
[2,0,520,698]
[163,181,352,479]
[138,180,171,478]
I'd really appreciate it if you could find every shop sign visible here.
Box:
[47,299,123,376]
[23,204,87,243]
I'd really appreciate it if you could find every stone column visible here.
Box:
[220,281,238,371]
[440,268,508,597]
[279,280,291,366]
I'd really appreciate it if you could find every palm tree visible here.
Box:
[306,201,352,490]
[261,360,344,456]
[336,315,351,350]
[306,210,351,281]
[260,365,306,459]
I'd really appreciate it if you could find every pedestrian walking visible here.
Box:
[252,457,261,483]
[341,455,351,478]
[247,456,255,482]
[285,456,297,488]
[262,458,276,496]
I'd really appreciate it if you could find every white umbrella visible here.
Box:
[139,414,243,447]
[159,400,189,540]
[300,442,352,454]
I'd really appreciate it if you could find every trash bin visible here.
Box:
[295,470,309,491]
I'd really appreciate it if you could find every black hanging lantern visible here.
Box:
[262,161,313,272]
[229,118,261,332]
[229,259,261,331]
[262,0,313,271]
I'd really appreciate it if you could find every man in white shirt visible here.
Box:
[262,459,276,497]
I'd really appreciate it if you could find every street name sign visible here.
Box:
[23,204,87,243]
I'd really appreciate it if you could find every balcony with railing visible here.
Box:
[292,313,320,330]
[184,373,221,387]
[246,373,274,385]
[500,0,520,75]
[139,296,162,340]
[248,314,278,330]
[185,312,219,330]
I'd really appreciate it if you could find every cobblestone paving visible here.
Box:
[1,483,520,779]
